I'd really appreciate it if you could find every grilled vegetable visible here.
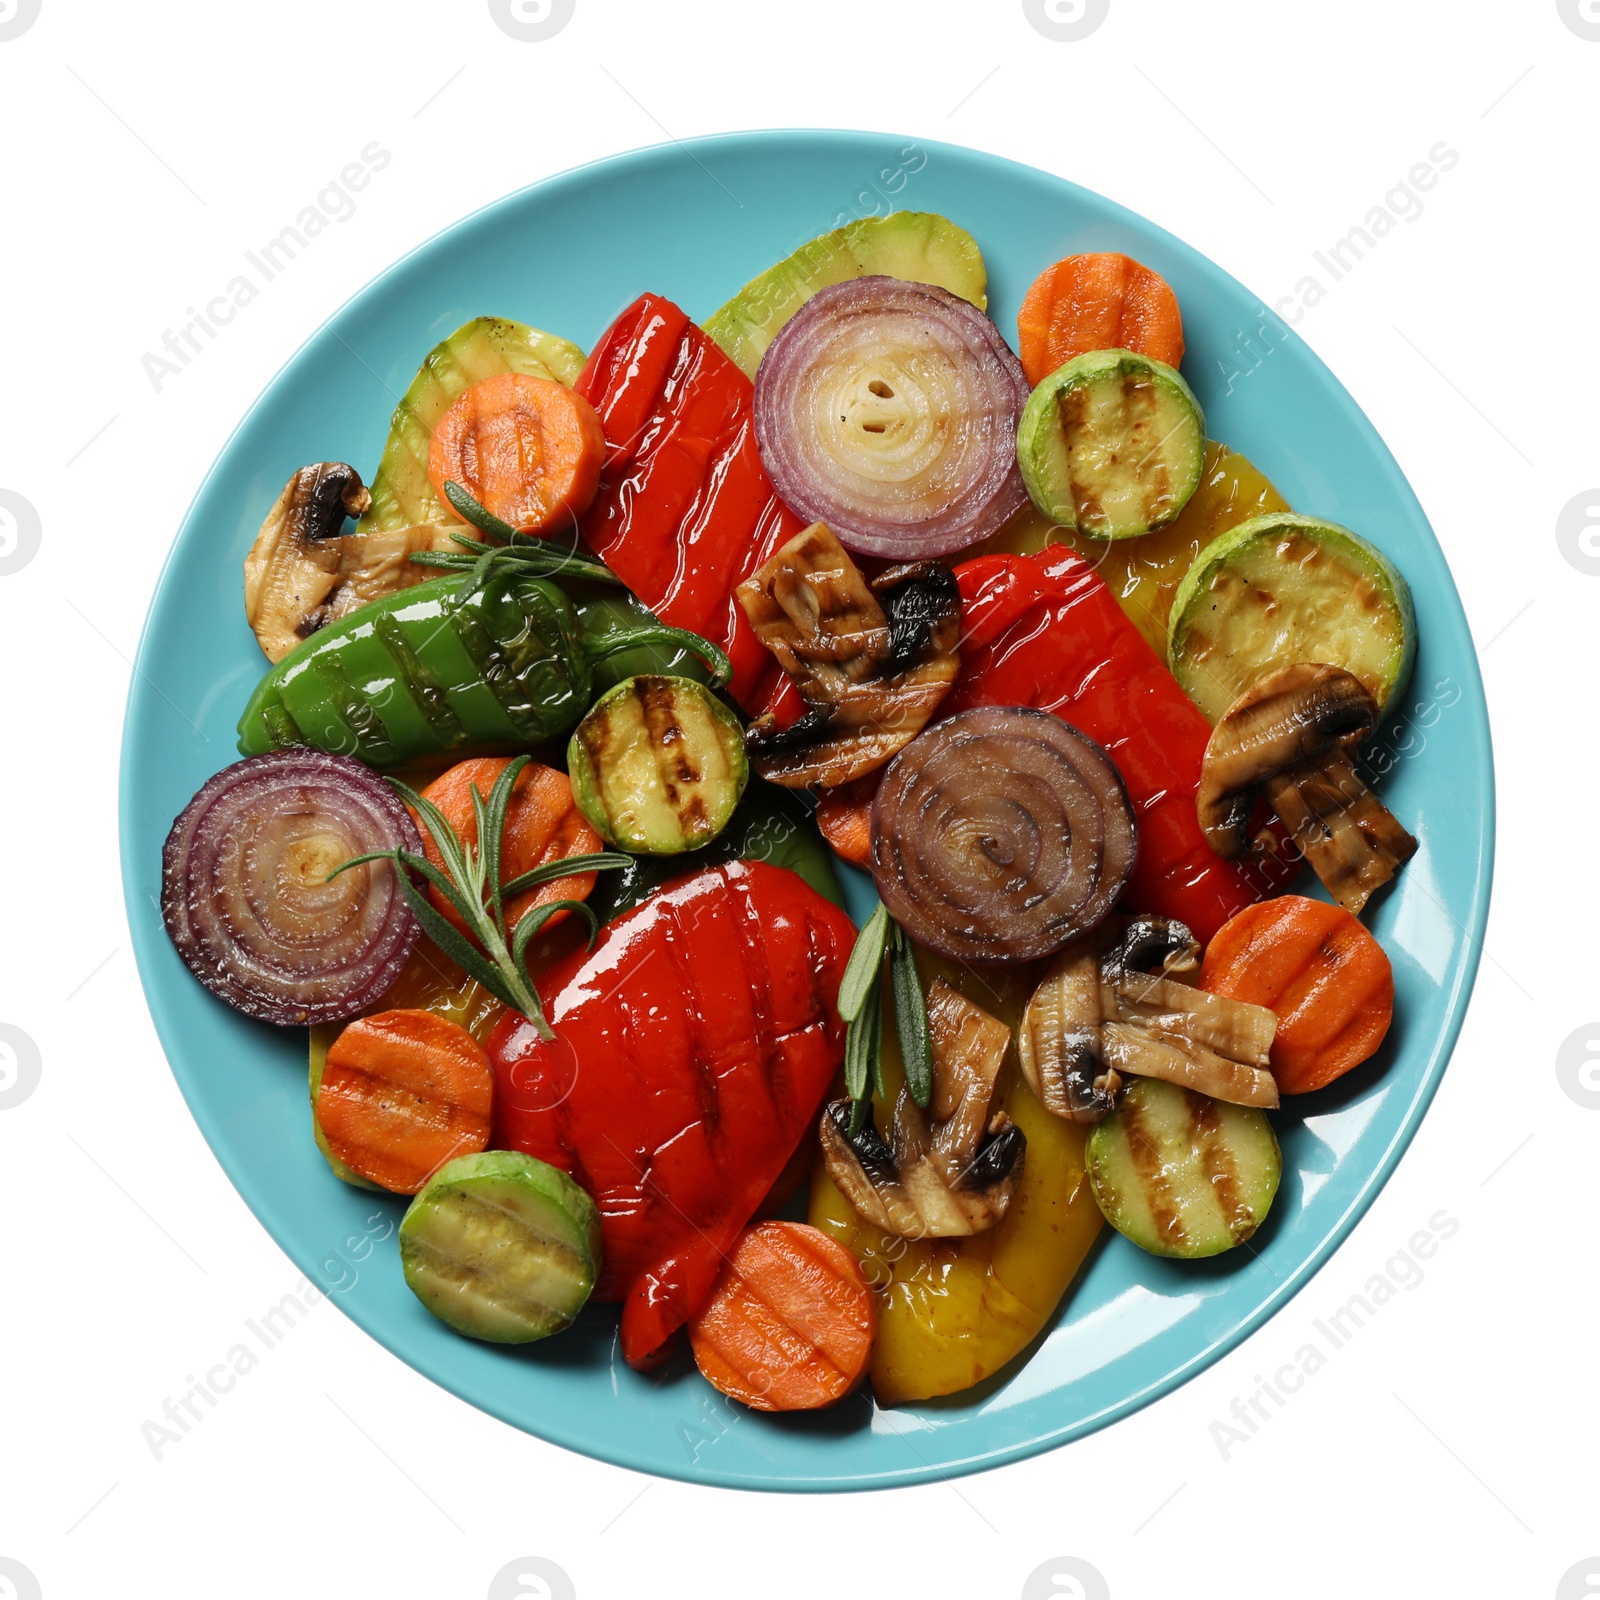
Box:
[358,317,587,534]
[588,780,843,922]
[736,524,961,788]
[1087,1077,1280,1258]
[1198,664,1416,915]
[427,373,605,536]
[568,674,748,854]
[1167,511,1416,723]
[1016,349,1205,539]
[810,954,1104,1403]
[398,1150,601,1342]
[1019,916,1279,1119]
[1017,252,1185,387]
[416,757,603,936]
[161,751,420,1025]
[946,547,1299,942]
[869,705,1137,963]
[576,294,804,710]
[688,1222,877,1411]
[980,443,1290,656]
[814,773,879,867]
[489,861,858,1369]
[821,977,1023,1238]
[1201,895,1395,1094]
[244,462,460,662]
[704,211,988,377]
[236,567,729,768]
[314,1009,494,1194]
[753,277,1030,559]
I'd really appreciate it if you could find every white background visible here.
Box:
[1,2,1594,1597]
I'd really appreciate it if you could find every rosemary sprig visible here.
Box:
[407,480,621,594]
[838,904,933,1132]
[329,753,630,1040]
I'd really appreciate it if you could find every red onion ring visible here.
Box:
[869,707,1137,963]
[161,750,422,1025]
[754,277,1030,559]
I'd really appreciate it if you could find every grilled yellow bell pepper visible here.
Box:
[808,953,1103,1404]
[975,442,1289,656]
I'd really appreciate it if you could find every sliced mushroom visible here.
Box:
[1197,663,1417,915]
[243,462,461,662]
[819,978,1024,1238]
[737,522,961,788]
[1020,915,1280,1116]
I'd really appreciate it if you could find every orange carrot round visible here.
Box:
[316,1009,493,1193]
[1200,896,1394,1095]
[1017,252,1186,386]
[815,774,880,868]
[688,1222,877,1411]
[428,371,605,534]
[418,758,602,937]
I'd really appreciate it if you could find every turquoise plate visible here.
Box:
[119,131,1493,1491]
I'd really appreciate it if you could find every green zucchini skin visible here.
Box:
[588,781,844,922]
[703,212,988,378]
[357,316,587,535]
[568,674,749,855]
[236,569,593,767]
[1016,348,1206,539]
[1087,1077,1281,1259]
[399,1151,601,1343]
[1166,511,1417,723]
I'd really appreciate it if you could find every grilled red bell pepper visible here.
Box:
[489,860,856,1369]
[945,546,1296,942]
[576,295,803,711]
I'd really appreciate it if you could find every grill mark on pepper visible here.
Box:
[1121,1094,1186,1250]
[1190,1095,1252,1240]
[309,657,396,764]
[372,613,467,743]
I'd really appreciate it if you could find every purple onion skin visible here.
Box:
[754,277,1030,560]
[869,706,1138,964]
[161,750,422,1026]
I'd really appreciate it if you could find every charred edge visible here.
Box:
[962,1121,1025,1190]
[826,1100,897,1188]
[746,702,834,758]
[875,564,962,675]
[298,462,367,540]
[1102,915,1200,978]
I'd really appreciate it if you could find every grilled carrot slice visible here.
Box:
[688,1222,876,1411]
[1200,895,1394,1094]
[418,758,603,936]
[1017,252,1185,387]
[814,774,880,868]
[427,371,605,534]
[315,1009,494,1193]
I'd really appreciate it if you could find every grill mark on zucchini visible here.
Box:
[1190,1094,1253,1242]
[1120,1092,1188,1251]
[637,675,708,833]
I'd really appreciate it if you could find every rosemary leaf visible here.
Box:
[393,873,528,1017]
[890,924,932,1110]
[500,851,634,900]
[837,903,890,1024]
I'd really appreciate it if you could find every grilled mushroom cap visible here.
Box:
[1197,663,1380,857]
[1197,663,1416,915]
[1021,916,1280,1117]
[738,523,961,789]
[819,978,1024,1237]
[243,463,458,662]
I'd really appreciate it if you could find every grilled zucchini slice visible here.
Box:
[568,674,749,855]
[1087,1077,1280,1258]
[400,1151,600,1343]
[1167,511,1415,723]
[1017,349,1205,539]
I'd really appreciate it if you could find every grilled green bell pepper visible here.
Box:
[237,568,727,767]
